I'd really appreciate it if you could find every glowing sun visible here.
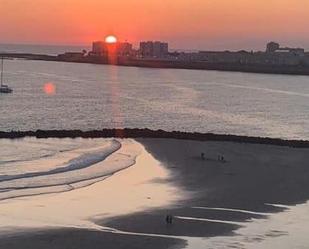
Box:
[105,35,117,43]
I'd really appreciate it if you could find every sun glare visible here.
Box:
[43,82,56,95]
[105,35,117,44]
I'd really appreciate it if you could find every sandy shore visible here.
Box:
[1,138,309,248]
[103,139,309,247]
[0,138,186,248]
[139,138,309,208]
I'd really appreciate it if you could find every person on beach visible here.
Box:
[201,152,205,160]
[218,155,226,163]
[166,215,170,224]
[165,214,173,224]
[169,215,173,224]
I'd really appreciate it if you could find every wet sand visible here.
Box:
[0,228,186,249]
[138,138,309,208]
[0,138,186,249]
[1,138,309,248]
[103,139,309,245]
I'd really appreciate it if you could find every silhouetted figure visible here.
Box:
[169,215,173,224]
[165,215,170,224]
[217,155,226,163]
[201,152,205,160]
[165,214,173,225]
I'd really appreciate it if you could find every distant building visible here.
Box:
[117,42,134,56]
[193,50,304,66]
[168,42,307,66]
[266,42,305,56]
[139,41,169,58]
[92,41,107,55]
[91,41,133,57]
[139,41,153,57]
[266,42,280,53]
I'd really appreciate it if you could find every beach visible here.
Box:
[0,137,309,248]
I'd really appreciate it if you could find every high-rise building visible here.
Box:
[92,41,108,55]
[117,42,133,56]
[91,41,133,57]
[139,41,169,58]
[139,41,153,57]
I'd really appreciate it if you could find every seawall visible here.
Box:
[0,129,309,148]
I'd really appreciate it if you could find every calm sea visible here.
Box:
[0,44,309,140]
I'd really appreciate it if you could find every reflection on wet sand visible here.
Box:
[0,139,183,234]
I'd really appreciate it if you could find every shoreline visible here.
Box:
[2,53,309,76]
[0,138,186,248]
[1,129,309,148]
[0,138,309,248]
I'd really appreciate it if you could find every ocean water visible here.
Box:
[0,58,309,139]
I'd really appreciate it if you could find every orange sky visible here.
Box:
[1,0,309,50]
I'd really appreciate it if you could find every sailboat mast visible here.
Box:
[0,57,3,87]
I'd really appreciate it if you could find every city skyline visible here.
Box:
[1,0,309,50]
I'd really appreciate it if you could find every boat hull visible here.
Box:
[0,87,13,93]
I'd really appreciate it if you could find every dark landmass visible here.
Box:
[121,58,309,76]
[1,128,309,148]
[2,52,309,75]
[0,228,186,249]
[0,53,58,61]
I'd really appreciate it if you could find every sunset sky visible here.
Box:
[1,0,309,50]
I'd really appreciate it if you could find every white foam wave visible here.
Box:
[0,139,121,182]
[192,206,270,216]
[0,139,138,200]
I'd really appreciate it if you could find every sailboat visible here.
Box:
[0,57,13,93]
